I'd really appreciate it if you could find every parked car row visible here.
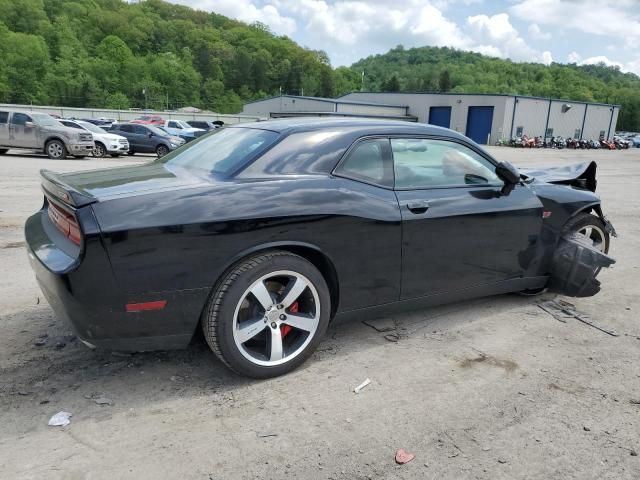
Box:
[0,108,224,159]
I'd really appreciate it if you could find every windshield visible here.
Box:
[161,127,279,175]
[77,121,106,134]
[176,121,192,129]
[32,113,61,127]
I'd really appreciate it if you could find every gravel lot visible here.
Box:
[0,147,639,480]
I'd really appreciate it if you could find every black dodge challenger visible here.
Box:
[25,118,615,378]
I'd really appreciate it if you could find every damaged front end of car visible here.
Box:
[547,234,616,297]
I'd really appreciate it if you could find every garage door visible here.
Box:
[428,106,451,128]
[465,106,494,144]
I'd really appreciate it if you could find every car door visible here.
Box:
[332,137,402,308]
[0,111,9,145]
[9,112,38,148]
[133,125,153,152]
[391,137,543,299]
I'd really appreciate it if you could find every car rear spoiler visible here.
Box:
[40,169,96,208]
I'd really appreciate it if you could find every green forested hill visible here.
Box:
[0,0,359,112]
[0,1,638,130]
[352,46,640,131]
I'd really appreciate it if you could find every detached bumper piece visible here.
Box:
[547,234,615,297]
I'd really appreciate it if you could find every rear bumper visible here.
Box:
[25,209,208,351]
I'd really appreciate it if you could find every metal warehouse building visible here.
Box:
[242,95,417,121]
[243,93,619,145]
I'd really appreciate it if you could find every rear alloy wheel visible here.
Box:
[202,251,331,378]
[46,139,67,159]
[93,142,106,158]
[156,145,169,158]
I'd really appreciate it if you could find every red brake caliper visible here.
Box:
[281,302,298,337]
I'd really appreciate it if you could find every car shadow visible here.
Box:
[0,292,544,428]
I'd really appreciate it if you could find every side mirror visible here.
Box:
[495,161,520,196]
[148,132,154,138]
[24,121,35,128]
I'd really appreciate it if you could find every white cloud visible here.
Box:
[466,13,548,63]
[170,0,297,36]
[541,51,553,65]
[528,23,551,40]
[567,51,582,64]
[511,0,640,48]
[581,56,624,69]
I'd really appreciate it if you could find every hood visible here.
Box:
[520,161,597,192]
[56,162,208,201]
[99,132,127,142]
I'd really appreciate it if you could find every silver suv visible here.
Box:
[0,110,94,159]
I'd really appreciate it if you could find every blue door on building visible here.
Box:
[428,106,451,128]
[465,106,494,144]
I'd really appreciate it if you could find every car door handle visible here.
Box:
[406,201,429,214]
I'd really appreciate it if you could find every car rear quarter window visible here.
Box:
[0,112,8,123]
[391,138,500,190]
[239,130,353,177]
[161,127,279,176]
[334,138,393,187]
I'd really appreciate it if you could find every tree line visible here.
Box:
[0,1,638,131]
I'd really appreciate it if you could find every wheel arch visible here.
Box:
[207,241,340,320]
[44,136,68,149]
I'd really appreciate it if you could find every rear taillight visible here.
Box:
[47,200,82,246]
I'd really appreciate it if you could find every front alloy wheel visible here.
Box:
[202,251,331,378]
[156,145,169,157]
[93,142,106,157]
[46,140,67,159]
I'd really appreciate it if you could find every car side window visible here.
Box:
[0,112,8,123]
[62,121,82,129]
[335,138,393,187]
[118,124,132,133]
[391,138,500,190]
[134,125,148,135]
[168,121,179,128]
[11,113,32,126]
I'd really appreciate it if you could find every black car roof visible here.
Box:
[230,117,466,140]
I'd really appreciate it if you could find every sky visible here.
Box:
[168,0,640,74]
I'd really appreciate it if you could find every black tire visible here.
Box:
[73,155,86,159]
[93,142,106,158]
[45,139,67,159]
[110,153,121,158]
[562,212,610,254]
[156,144,169,158]
[0,149,7,155]
[202,251,331,378]
[127,150,135,156]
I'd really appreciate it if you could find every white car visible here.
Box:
[59,119,129,157]
[162,120,206,142]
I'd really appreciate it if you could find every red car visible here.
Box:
[131,115,165,126]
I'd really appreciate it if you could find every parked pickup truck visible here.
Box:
[161,120,206,142]
[0,110,94,159]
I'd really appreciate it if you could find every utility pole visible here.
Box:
[361,71,365,91]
